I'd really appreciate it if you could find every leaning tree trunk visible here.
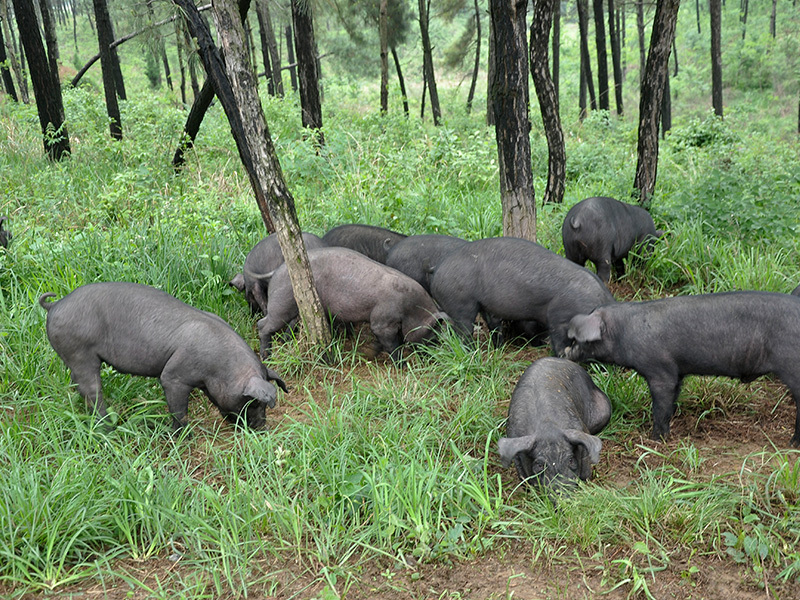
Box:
[291,0,324,143]
[530,0,566,205]
[490,0,536,241]
[466,0,481,114]
[391,46,409,117]
[592,0,609,111]
[12,0,70,159]
[608,0,623,114]
[0,21,18,100]
[419,0,441,125]
[633,0,680,207]
[710,0,723,116]
[92,0,122,139]
[380,0,389,113]
[175,0,330,353]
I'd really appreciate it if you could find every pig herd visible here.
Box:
[28,197,800,499]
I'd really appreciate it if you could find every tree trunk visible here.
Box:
[419,0,441,125]
[2,0,29,102]
[608,0,623,114]
[0,20,18,100]
[175,0,330,356]
[660,66,671,137]
[552,0,560,101]
[770,0,777,38]
[255,0,283,97]
[390,46,410,117]
[486,11,496,125]
[147,0,173,91]
[176,16,187,104]
[592,0,609,111]
[530,0,565,205]
[696,0,701,33]
[380,0,389,113]
[12,0,70,159]
[92,0,122,140]
[740,0,748,40]
[577,0,597,117]
[637,0,646,87]
[38,0,60,78]
[633,0,680,207]
[182,23,200,99]
[466,0,481,114]
[291,0,324,144]
[672,37,678,75]
[285,23,297,92]
[490,0,536,241]
[710,0,723,116]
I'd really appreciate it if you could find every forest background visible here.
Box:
[1,0,800,599]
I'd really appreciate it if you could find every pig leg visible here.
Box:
[251,282,269,315]
[68,358,109,421]
[159,359,194,430]
[613,257,626,279]
[257,309,297,360]
[645,371,683,441]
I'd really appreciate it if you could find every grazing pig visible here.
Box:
[562,196,663,284]
[0,217,11,248]
[385,234,470,293]
[321,223,407,264]
[231,232,327,314]
[429,237,614,355]
[257,247,447,362]
[40,282,287,431]
[564,291,800,446]
[498,358,611,496]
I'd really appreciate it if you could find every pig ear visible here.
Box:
[569,313,603,343]
[562,429,602,464]
[243,377,277,409]
[497,435,537,469]
[263,367,289,392]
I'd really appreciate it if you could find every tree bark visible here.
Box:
[175,0,330,354]
[291,0,324,144]
[552,0,560,101]
[38,0,60,79]
[256,0,283,97]
[2,0,28,102]
[390,46,409,117]
[710,0,722,116]
[486,11,496,125]
[490,0,536,241]
[696,0,701,33]
[660,66,671,137]
[577,0,597,118]
[285,23,297,92]
[380,0,389,113]
[12,0,70,159]
[419,0,441,125]
[530,0,565,205]
[466,0,481,114]
[92,0,122,140]
[147,0,173,91]
[770,0,777,38]
[637,0,646,87]
[0,19,17,100]
[592,0,609,111]
[608,0,623,114]
[740,0,748,40]
[633,0,680,207]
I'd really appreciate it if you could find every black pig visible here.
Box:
[385,234,469,293]
[257,247,447,362]
[40,282,287,430]
[0,217,11,248]
[430,237,614,355]
[564,291,800,445]
[562,196,663,284]
[498,358,611,496]
[791,284,800,296]
[321,223,407,264]
[230,232,327,314]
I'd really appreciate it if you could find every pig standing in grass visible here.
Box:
[498,358,611,496]
[385,234,470,293]
[40,282,287,431]
[562,196,663,284]
[257,247,447,362]
[321,224,407,264]
[0,217,11,248]
[430,237,614,355]
[229,232,327,315]
[564,291,800,446]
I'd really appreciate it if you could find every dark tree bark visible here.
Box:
[12,0,70,159]
[710,0,723,116]
[390,46,410,117]
[660,67,671,137]
[176,16,187,104]
[530,0,565,205]
[380,0,389,113]
[577,0,597,119]
[770,0,777,38]
[92,0,122,139]
[3,0,29,102]
[637,0,646,87]
[419,0,441,125]
[490,0,536,241]
[740,0,748,40]
[672,37,678,75]
[285,23,298,92]
[255,6,275,94]
[633,0,680,207]
[256,0,283,97]
[38,0,60,78]
[592,0,609,111]
[0,20,17,100]
[147,0,173,91]
[174,0,330,355]
[486,11,495,125]
[466,0,481,114]
[608,0,623,114]
[552,0,560,100]
[696,0,701,33]
[291,0,324,144]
